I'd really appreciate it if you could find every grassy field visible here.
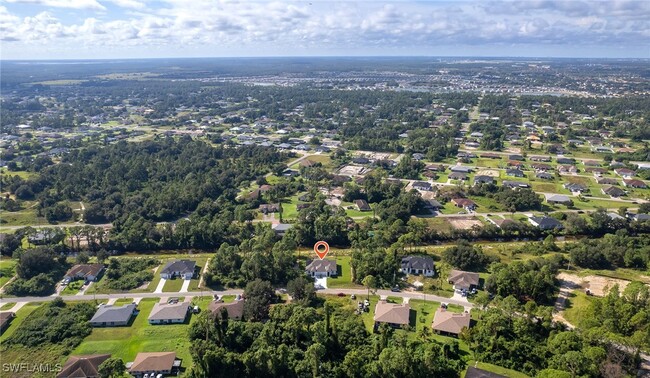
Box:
[72,298,194,370]
[0,209,42,227]
[0,303,42,343]
[0,258,17,288]
[563,291,595,328]
[327,256,360,289]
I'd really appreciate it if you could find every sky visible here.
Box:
[1,0,649,60]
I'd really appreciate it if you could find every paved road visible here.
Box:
[0,288,473,308]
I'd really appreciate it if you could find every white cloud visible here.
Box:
[105,0,145,9]
[4,0,105,11]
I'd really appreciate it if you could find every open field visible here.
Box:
[448,217,483,230]
[0,303,42,343]
[0,258,17,288]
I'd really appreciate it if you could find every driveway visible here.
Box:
[154,278,167,294]
[77,282,93,296]
[180,279,191,293]
[314,277,328,289]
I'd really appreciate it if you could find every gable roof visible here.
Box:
[0,312,15,330]
[373,301,410,325]
[432,308,470,334]
[57,354,111,378]
[546,194,571,203]
[451,198,476,208]
[448,270,480,289]
[401,255,434,271]
[208,299,245,319]
[90,304,136,324]
[529,216,563,229]
[129,352,176,373]
[160,260,196,275]
[65,264,104,279]
[473,175,494,184]
[353,199,371,211]
[148,302,189,321]
[305,259,337,274]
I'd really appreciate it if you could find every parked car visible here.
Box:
[337,292,346,297]
[350,294,356,299]
[391,286,400,292]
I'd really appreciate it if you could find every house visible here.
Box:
[57,354,111,378]
[259,203,281,213]
[160,260,196,280]
[0,312,15,334]
[208,299,245,320]
[506,160,523,168]
[354,199,371,212]
[596,177,617,185]
[502,180,530,189]
[480,153,500,159]
[412,153,425,161]
[148,302,190,325]
[490,218,518,229]
[528,216,564,230]
[602,186,626,198]
[431,308,470,337]
[614,168,635,178]
[530,156,551,162]
[128,352,180,378]
[449,172,468,181]
[352,157,370,165]
[282,169,300,177]
[584,160,601,167]
[546,194,572,205]
[373,301,410,329]
[448,270,479,291]
[532,163,552,171]
[412,181,433,191]
[425,164,446,172]
[89,304,137,327]
[473,175,494,185]
[450,165,473,173]
[563,183,588,193]
[623,179,647,189]
[535,172,554,180]
[508,154,524,161]
[505,168,525,178]
[451,198,477,212]
[64,264,104,282]
[305,259,338,278]
[630,213,650,222]
[401,256,435,277]
[586,168,607,176]
[557,157,576,165]
[557,165,577,174]
[272,223,293,236]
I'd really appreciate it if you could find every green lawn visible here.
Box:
[0,209,42,227]
[327,256,360,289]
[162,277,185,292]
[61,280,84,295]
[563,291,595,328]
[72,298,194,369]
[0,258,17,288]
[0,303,42,343]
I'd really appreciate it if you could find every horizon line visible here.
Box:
[2,55,649,62]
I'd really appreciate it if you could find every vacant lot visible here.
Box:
[476,169,500,177]
[448,217,483,230]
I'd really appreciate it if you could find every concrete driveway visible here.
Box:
[154,278,167,294]
[180,279,191,293]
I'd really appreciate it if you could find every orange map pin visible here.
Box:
[313,241,330,260]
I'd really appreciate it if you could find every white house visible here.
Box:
[401,256,435,277]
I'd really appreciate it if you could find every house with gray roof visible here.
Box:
[448,270,480,291]
[473,175,494,185]
[148,302,190,325]
[401,256,435,277]
[528,216,563,230]
[89,304,137,327]
[305,259,338,278]
[160,260,196,280]
[546,194,572,205]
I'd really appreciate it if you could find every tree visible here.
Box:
[361,275,376,300]
[15,247,59,279]
[0,233,21,257]
[286,276,316,305]
[76,252,90,264]
[442,240,496,271]
[243,279,275,321]
[98,357,126,378]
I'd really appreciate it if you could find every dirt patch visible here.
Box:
[476,169,499,177]
[557,273,631,297]
[448,217,483,230]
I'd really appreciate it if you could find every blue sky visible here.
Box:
[1,0,649,59]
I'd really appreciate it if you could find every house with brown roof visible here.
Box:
[448,270,480,291]
[596,177,617,185]
[127,352,180,378]
[451,198,477,212]
[602,186,626,198]
[56,354,111,378]
[259,203,281,214]
[354,199,371,211]
[623,179,647,189]
[208,299,245,320]
[64,264,104,283]
[432,308,471,337]
[614,168,635,179]
[373,301,410,329]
